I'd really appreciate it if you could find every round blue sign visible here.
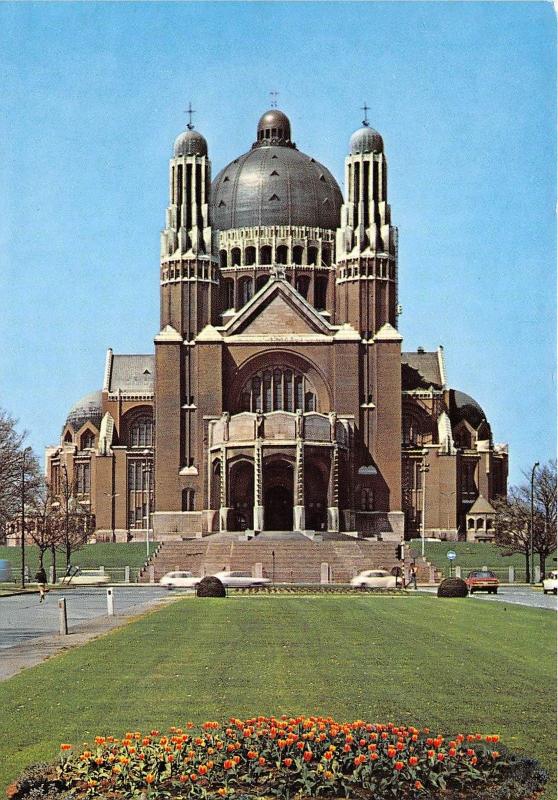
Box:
[447,550,457,561]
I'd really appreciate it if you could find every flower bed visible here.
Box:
[7,716,547,800]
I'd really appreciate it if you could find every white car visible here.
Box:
[211,570,270,588]
[57,569,110,586]
[542,570,558,595]
[160,571,200,590]
[350,569,397,589]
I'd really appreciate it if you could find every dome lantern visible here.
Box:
[253,109,294,149]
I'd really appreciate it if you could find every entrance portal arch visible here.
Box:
[229,459,254,531]
[263,458,294,531]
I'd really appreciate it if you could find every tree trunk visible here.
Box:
[525,550,530,584]
[51,544,56,583]
[539,551,546,580]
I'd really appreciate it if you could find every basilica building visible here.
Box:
[45,107,508,545]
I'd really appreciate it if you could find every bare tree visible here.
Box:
[58,466,93,571]
[0,408,41,541]
[493,460,557,581]
[27,481,64,574]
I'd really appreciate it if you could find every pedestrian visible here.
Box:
[35,565,48,603]
[408,564,418,590]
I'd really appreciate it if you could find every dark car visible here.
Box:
[466,570,499,594]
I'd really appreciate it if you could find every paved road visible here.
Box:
[419,585,557,610]
[0,586,170,651]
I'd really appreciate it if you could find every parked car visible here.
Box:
[160,571,200,590]
[542,570,558,595]
[465,570,499,594]
[211,571,270,588]
[58,568,110,586]
[350,569,397,589]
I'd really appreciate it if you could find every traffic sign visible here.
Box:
[447,550,457,561]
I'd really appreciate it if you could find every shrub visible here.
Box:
[11,717,546,800]
[196,576,226,597]
[5,762,70,800]
[437,577,468,598]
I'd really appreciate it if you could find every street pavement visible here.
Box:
[418,585,557,610]
[0,586,170,651]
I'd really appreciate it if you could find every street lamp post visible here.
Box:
[62,464,70,570]
[20,446,32,588]
[143,452,153,559]
[419,451,430,558]
[530,461,540,585]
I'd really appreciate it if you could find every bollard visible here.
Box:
[58,598,68,635]
[149,565,155,584]
[535,566,541,584]
[508,566,515,584]
[455,566,461,578]
[107,588,115,616]
[429,565,435,583]
[49,565,54,584]
[320,562,330,585]
[254,562,263,578]
[99,566,105,574]
[124,566,130,584]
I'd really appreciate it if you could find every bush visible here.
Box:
[437,577,468,598]
[5,762,70,800]
[196,576,226,597]
[13,717,546,800]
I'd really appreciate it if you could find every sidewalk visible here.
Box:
[0,595,174,682]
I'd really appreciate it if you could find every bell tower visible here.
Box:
[335,109,398,337]
[160,111,218,339]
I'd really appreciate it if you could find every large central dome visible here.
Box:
[211,109,343,231]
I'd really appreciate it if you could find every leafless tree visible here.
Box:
[27,481,64,575]
[493,460,557,580]
[0,407,41,540]
[58,466,94,571]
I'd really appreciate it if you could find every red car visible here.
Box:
[466,570,499,594]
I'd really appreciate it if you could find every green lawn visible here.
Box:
[409,540,557,579]
[0,596,555,797]
[0,543,152,582]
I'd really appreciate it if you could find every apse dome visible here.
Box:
[211,109,343,231]
[449,389,487,430]
[65,390,103,431]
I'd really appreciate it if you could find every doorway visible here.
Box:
[263,459,294,530]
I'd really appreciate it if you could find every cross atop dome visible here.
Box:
[361,102,370,127]
[184,102,196,130]
[270,90,279,108]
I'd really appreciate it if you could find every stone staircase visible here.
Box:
[138,533,436,584]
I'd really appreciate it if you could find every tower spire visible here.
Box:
[361,102,370,127]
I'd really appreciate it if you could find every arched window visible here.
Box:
[80,430,95,450]
[361,488,374,511]
[276,245,288,264]
[468,518,475,529]
[308,246,318,266]
[129,415,154,448]
[315,276,328,310]
[231,247,241,267]
[239,277,253,306]
[322,246,331,266]
[293,245,304,265]
[295,275,310,299]
[476,518,484,529]
[255,274,268,292]
[402,413,423,447]
[64,431,73,443]
[219,250,227,269]
[240,367,316,413]
[223,278,234,309]
[260,245,272,265]
[486,519,493,530]
[245,246,256,266]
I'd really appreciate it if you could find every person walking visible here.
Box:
[408,564,418,590]
[35,565,48,603]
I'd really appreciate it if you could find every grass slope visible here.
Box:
[0,596,555,797]
[0,543,151,579]
[409,541,557,578]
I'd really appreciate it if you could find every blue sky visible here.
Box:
[0,1,555,485]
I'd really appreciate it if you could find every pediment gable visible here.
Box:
[224,279,333,338]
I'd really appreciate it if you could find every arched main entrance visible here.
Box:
[263,459,293,531]
[229,459,254,531]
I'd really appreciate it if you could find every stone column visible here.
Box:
[219,445,229,532]
[253,418,264,532]
[327,413,340,532]
[293,437,305,531]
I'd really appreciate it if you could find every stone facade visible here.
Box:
[44,107,508,545]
